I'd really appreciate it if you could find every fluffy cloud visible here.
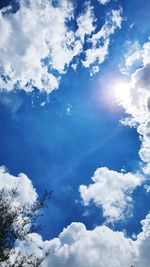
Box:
[79,167,143,222]
[0,165,37,205]
[43,212,150,267]
[43,223,134,267]
[117,39,150,175]
[76,4,96,42]
[118,39,150,122]
[0,0,122,93]
[135,213,150,267]
[12,214,150,267]
[0,0,75,93]
[9,233,48,266]
[1,165,149,267]
[98,0,110,5]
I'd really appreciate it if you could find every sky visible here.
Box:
[0,0,150,266]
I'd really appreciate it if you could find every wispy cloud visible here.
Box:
[82,9,122,75]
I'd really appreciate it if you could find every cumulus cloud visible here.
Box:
[117,39,150,123]
[43,222,134,267]
[117,38,150,175]
[0,0,122,93]
[11,213,150,267]
[0,165,149,267]
[79,167,143,222]
[135,213,150,267]
[43,212,150,267]
[0,165,37,205]
[0,0,75,93]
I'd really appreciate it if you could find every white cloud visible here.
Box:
[0,0,74,93]
[43,222,134,267]
[0,1,122,93]
[98,0,110,5]
[134,213,150,267]
[117,67,150,125]
[117,39,150,176]
[125,46,142,68]
[79,167,143,222]
[138,119,150,163]
[9,233,47,266]
[143,162,150,174]
[76,4,96,43]
[12,213,150,267]
[143,38,150,65]
[90,65,100,76]
[144,184,150,192]
[82,9,122,74]
[120,39,150,74]
[120,41,143,74]
[0,165,37,205]
[1,165,149,267]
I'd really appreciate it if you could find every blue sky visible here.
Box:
[0,1,150,266]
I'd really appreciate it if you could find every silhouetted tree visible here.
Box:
[0,187,52,266]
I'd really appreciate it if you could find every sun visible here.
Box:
[114,81,130,104]
[95,79,131,111]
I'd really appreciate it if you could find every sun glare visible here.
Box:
[96,79,130,111]
[114,81,130,103]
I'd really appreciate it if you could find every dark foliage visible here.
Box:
[0,187,52,266]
